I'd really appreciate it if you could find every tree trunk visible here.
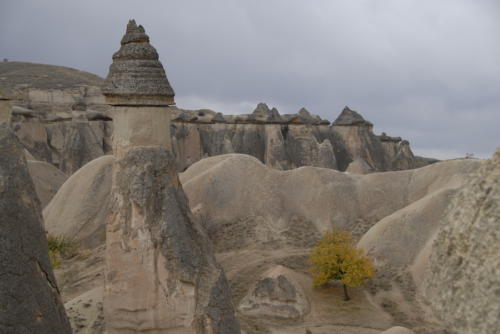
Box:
[343,283,351,301]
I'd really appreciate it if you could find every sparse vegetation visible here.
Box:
[47,234,78,269]
[309,228,375,301]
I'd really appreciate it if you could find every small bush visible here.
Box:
[47,235,78,269]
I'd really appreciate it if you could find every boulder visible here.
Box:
[239,265,308,319]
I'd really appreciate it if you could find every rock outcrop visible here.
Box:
[0,124,71,333]
[422,149,500,334]
[44,152,481,333]
[106,148,240,333]
[103,20,240,333]
[2,60,430,175]
[27,159,68,208]
[0,61,106,115]
[44,155,113,248]
[239,266,308,319]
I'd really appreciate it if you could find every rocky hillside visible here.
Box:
[40,151,485,333]
[0,61,106,114]
[2,62,436,175]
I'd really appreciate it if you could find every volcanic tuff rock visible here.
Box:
[0,61,106,115]
[102,20,175,106]
[422,148,500,334]
[2,61,431,174]
[27,159,68,208]
[44,155,113,249]
[105,147,240,333]
[0,124,71,333]
[45,152,482,333]
[333,106,373,126]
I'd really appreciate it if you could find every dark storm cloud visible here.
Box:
[1,0,499,158]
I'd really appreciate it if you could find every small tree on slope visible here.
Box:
[309,228,375,301]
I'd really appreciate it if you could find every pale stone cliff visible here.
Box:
[0,61,435,175]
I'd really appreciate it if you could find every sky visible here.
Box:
[1,0,499,159]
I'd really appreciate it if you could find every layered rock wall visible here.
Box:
[11,104,420,175]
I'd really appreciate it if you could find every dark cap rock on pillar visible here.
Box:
[102,20,175,155]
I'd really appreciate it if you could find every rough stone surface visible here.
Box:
[333,106,373,126]
[380,327,415,334]
[44,155,113,249]
[45,153,481,333]
[105,147,240,333]
[27,159,68,208]
[65,287,105,334]
[9,101,424,175]
[239,266,308,319]
[422,149,500,334]
[102,20,175,106]
[0,123,71,333]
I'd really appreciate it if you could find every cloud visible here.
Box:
[1,0,499,159]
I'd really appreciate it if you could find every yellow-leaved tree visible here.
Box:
[309,228,375,301]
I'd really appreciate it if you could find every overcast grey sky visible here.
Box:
[1,0,499,159]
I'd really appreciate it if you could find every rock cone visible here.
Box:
[102,20,175,106]
[0,124,71,333]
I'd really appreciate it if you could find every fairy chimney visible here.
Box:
[103,20,241,333]
[102,19,175,155]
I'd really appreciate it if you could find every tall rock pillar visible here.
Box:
[102,20,240,333]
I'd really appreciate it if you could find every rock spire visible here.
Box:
[0,124,72,333]
[333,106,373,126]
[102,19,175,106]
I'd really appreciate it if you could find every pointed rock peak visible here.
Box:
[298,107,311,117]
[253,103,270,114]
[269,107,281,117]
[333,106,372,126]
[102,20,175,106]
[121,19,150,45]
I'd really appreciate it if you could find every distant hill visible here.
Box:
[0,61,103,93]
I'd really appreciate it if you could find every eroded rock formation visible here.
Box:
[2,61,433,175]
[0,123,71,333]
[422,148,500,334]
[43,151,483,333]
[103,20,240,333]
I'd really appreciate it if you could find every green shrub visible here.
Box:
[47,235,78,269]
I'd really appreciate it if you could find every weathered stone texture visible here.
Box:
[102,20,175,106]
[0,123,71,334]
[423,148,500,334]
[105,147,240,333]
